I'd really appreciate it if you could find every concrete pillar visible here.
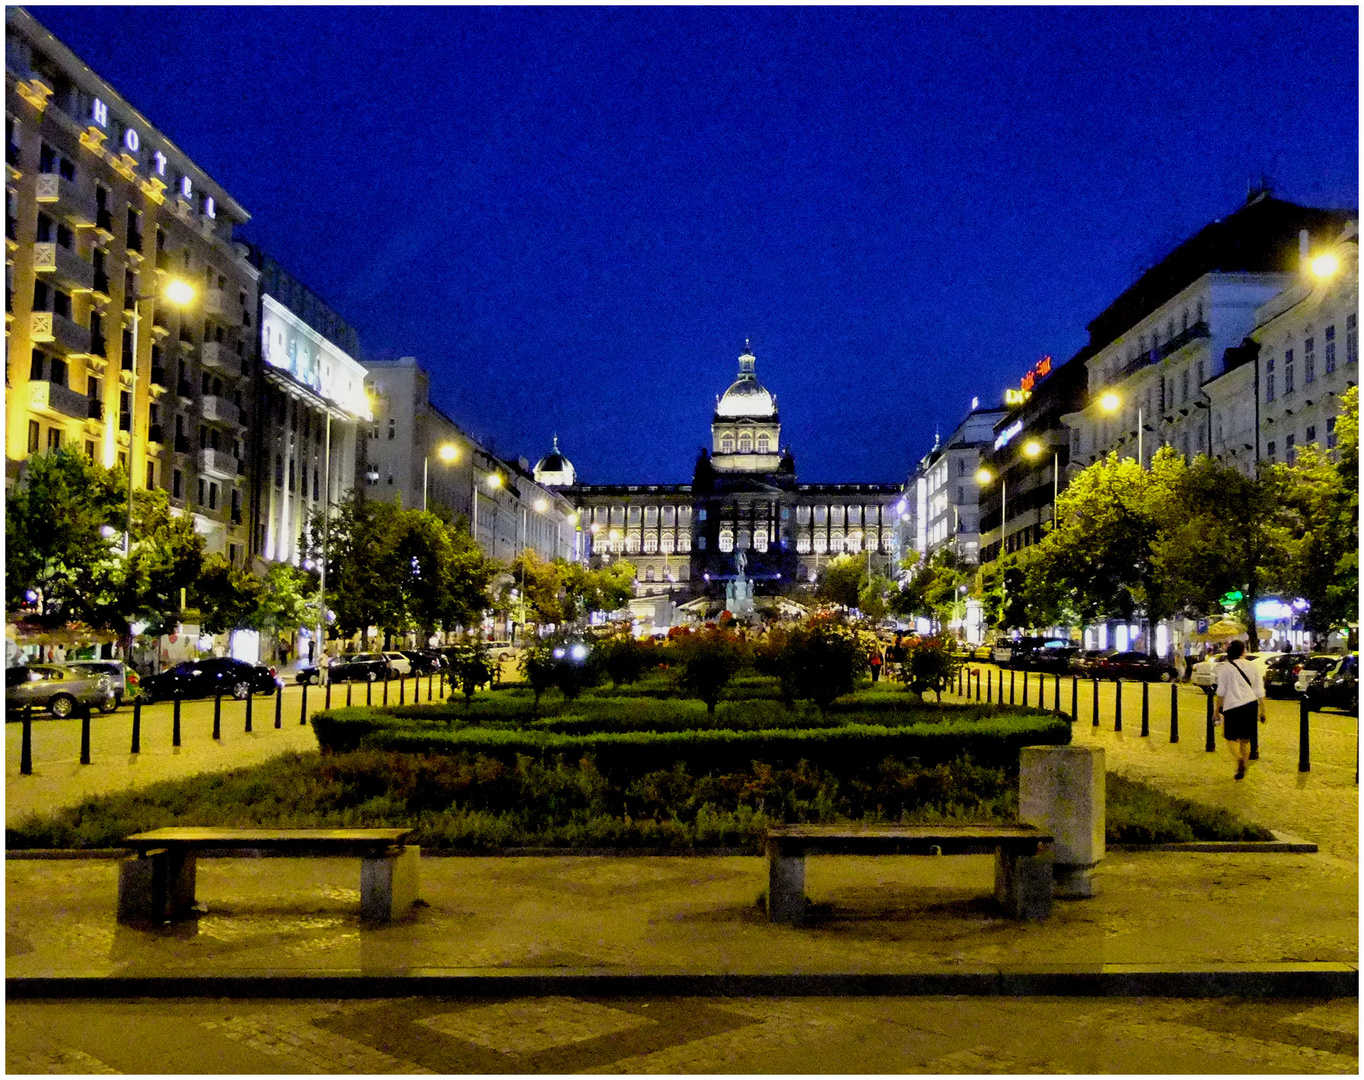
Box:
[766,841,806,924]
[360,845,420,921]
[1019,745,1105,898]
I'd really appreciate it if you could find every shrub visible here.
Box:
[771,615,867,712]
[669,627,751,713]
[597,634,656,688]
[902,635,963,702]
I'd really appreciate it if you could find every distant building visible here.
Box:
[537,343,901,606]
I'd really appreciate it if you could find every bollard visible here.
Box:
[974,670,980,700]
[274,682,283,729]
[1299,697,1310,773]
[1071,676,1078,725]
[213,692,222,740]
[1114,679,1123,732]
[346,680,353,707]
[1009,669,1015,705]
[399,673,405,705]
[1204,688,1216,752]
[428,670,434,701]
[1091,678,1099,727]
[131,698,141,754]
[414,670,421,704]
[1140,681,1150,737]
[300,681,309,725]
[987,669,993,704]
[20,705,33,775]
[245,689,253,733]
[1022,669,1029,707]
[79,704,91,765]
[1249,700,1259,760]
[325,677,332,710]
[1169,681,1179,743]
[1054,673,1061,711]
[383,669,389,705]
[173,698,182,747]
[366,676,373,706]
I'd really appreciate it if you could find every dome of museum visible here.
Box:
[533,436,577,486]
[714,343,777,419]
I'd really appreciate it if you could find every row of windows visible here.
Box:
[717,433,772,454]
[795,534,894,554]
[1265,319,1355,403]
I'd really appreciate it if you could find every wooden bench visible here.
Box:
[117,828,419,926]
[766,824,1054,924]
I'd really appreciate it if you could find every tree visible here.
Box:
[901,635,963,703]
[857,574,892,623]
[194,556,263,635]
[669,627,749,713]
[559,559,636,621]
[815,554,865,609]
[118,487,207,639]
[506,548,567,628]
[771,615,866,713]
[598,633,655,687]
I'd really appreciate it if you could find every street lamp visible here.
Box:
[123,278,195,555]
[422,441,460,512]
[1022,438,1059,528]
[1099,391,1144,468]
[472,468,503,551]
[1311,252,1340,279]
[975,466,1006,557]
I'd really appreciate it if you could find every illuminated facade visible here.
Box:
[6,8,257,562]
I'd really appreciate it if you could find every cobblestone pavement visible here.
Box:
[949,669,1359,862]
[6,994,1357,1073]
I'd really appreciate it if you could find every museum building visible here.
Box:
[535,343,902,603]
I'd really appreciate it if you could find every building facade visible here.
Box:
[7,8,258,563]
[544,344,902,608]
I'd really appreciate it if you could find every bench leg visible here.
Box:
[117,849,197,925]
[994,846,1054,920]
[767,843,805,924]
[360,845,420,921]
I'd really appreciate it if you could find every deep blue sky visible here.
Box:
[29,6,1358,483]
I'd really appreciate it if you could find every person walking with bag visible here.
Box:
[1213,639,1267,780]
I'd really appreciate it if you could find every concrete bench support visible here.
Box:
[767,845,806,924]
[993,847,1054,919]
[117,848,197,926]
[360,844,421,921]
[1020,745,1105,898]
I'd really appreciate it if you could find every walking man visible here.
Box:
[1213,639,1266,780]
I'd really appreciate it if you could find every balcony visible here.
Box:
[200,340,230,370]
[29,310,91,356]
[202,287,226,317]
[26,379,90,420]
[32,241,95,293]
[1157,320,1210,361]
[126,229,144,260]
[200,395,238,425]
[95,208,114,241]
[198,447,236,480]
[34,172,97,228]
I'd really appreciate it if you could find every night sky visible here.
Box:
[28,6,1358,484]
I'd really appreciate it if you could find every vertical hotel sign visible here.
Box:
[260,296,372,420]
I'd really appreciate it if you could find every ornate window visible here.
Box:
[661,533,675,553]
[757,434,770,453]
[796,505,810,524]
[625,532,640,553]
[720,434,734,453]
[679,534,692,552]
[814,536,828,553]
[754,530,768,552]
[738,433,752,452]
[644,533,658,553]
[796,535,811,553]
[719,528,734,552]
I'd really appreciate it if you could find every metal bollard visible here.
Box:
[1169,681,1179,743]
[366,676,372,706]
[1249,700,1259,760]
[1299,697,1311,772]
[301,681,309,725]
[1204,688,1216,752]
[346,680,353,707]
[428,670,435,701]
[274,682,283,729]
[415,670,422,704]
[1022,669,1029,707]
[172,698,182,747]
[20,705,32,775]
[1091,678,1099,726]
[399,673,405,705]
[245,689,253,733]
[1114,679,1123,732]
[326,677,332,709]
[383,669,389,705]
[987,669,993,704]
[1009,669,1015,705]
[1054,673,1061,711]
[131,698,141,754]
[974,670,980,699]
[79,704,91,765]
[1071,676,1078,725]
[213,692,222,740]
[1140,681,1150,737]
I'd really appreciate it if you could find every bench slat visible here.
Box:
[123,828,412,855]
[766,825,1051,857]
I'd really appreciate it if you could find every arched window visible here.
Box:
[796,535,811,553]
[721,435,734,453]
[719,529,734,552]
[625,532,640,553]
[661,533,675,553]
[738,433,753,453]
[757,434,770,453]
[754,530,768,552]
[644,533,658,552]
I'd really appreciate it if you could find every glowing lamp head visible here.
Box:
[534,498,548,513]
[163,279,195,306]
[1311,253,1340,279]
[1023,440,1043,459]
[567,512,579,525]
[1099,392,1121,414]
[975,467,994,485]
[486,473,503,490]
[437,443,459,463]
[570,644,588,661]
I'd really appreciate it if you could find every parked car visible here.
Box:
[1294,654,1341,695]
[1068,649,1113,678]
[989,640,1015,666]
[139,658,281,703]
[1093,651,1178,682]
[382,651,413,676]
[970,643,993,661]
[1019,643,1077,674]
[6,664,118,718]
[1262,652,1308,698]
[325,653,398,683]
[399,650,444,675]
[1190,652,1268,689]
[1303,654,1357,714]
[62,659,139,710]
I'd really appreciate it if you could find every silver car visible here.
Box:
[6,664,117,718]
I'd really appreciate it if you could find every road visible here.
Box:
[6,994,1356,1073]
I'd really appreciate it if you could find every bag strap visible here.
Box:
[1230,660,1254,688]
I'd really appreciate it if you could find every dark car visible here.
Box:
[1262,652,1308,699]
[1068,649,1113,678]
[400,649,445,675]
[325,652,397,683]
[1304,654,1358,713]
[1093,651,1178,682]
[139,657,281,703]
[1020,644,1077,674]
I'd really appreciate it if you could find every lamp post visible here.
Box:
[422,441,460,512]
[472,466,503,553]
[1022,438,1059,528]
[123,278,195,555]
[975,467,1006,558]
[1100,391,1142,467]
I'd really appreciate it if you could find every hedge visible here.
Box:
[311,709,1071,776]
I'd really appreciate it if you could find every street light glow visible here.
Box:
[437,442,459,463]
[975,467,994,485]
[1023,439,1043,458]
[1099,391,1121,414]
[534,497,548,513]
[486,473,503,489]
[1311,253,1340,279]
[163,278,196,306]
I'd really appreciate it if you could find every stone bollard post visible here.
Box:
[274,683,283,729]
[1299,697,1311,773]
[1169,682,1179,743]
[1019,745,1105,899]
[301,681,309,725]
[79,704,92,764]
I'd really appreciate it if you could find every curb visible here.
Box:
[1107,831,1318,854]
[7,964,1357,1000]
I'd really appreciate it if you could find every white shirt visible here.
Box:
[1215,659,1264,711]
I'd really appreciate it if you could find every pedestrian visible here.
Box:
[1213,639,1266,780]
[869,645,884,683]
[307,639,315,664]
